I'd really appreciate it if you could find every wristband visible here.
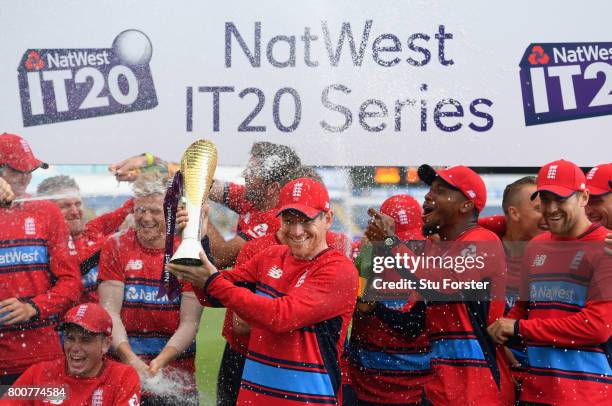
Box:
[383,235,401,248]
[22,298,41,321]
[144,152,155,166]
[513,319,521,337]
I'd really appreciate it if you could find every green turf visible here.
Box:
[195,307,226,406]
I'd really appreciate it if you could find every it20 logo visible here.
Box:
[519,42,612,126]
[17,30,158,127]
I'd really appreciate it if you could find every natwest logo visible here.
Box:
[528,45,550,65]
[24,51,45,71]
[519,41,612,126]
[17,29,158,127]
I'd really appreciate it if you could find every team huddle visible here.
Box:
[0,132,611,405]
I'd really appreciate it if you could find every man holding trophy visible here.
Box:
[166,142,359,405]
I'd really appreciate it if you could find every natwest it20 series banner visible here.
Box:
[0,0,610,166]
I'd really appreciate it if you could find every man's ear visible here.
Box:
[507,206,520,223]
[578,190,590,208]
[459,199,474,215]
[267,181,281,197]
[102,336,112,354]
[323,211,334,230]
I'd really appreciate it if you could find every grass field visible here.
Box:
[195,307,227,406]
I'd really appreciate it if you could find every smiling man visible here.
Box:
[0,133,81,389]
[489,159,612,405]
[2,303,140,405]
[365,165,514,405]
[585,163,612,229]
[36,175,134,303]
[97,172,202,405]
[167,177,358,405]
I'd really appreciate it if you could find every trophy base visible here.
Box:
[170,238,205,267]
[169,257,203,266]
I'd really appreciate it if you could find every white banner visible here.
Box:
[0,0,610,166]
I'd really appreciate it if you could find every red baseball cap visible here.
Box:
[0,133,48,172]
[276,177,330,219]
[532,159,586,200]
[380,194,423,240]
[585,163,612,196]
[418,165,487,212]
[57,303,112,336]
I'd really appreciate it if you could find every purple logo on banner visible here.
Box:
[17,30,158,127]
[519,42,612,126]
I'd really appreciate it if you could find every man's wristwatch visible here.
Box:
[383,235,401,248]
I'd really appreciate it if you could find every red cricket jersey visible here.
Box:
[389,226,514,405]
[97,229,196,380]
[348,239,432,405]
[70,199,133,303]
[508,224,612,405]
[0,201,81,376]
[195,245,358,405]
[222,231,352,355]
[2,358,140,406]
[347,299,432,404]
[224,183,280,240]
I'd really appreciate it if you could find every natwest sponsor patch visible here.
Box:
[519,42,612,125]
[17,30,158,127]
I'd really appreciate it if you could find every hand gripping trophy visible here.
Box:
[169,139,217,265]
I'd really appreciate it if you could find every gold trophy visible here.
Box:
[170,140,217,265]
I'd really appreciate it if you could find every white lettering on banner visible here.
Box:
[47,51,111,69]
[553,46,612,64]
[6,2,612,166]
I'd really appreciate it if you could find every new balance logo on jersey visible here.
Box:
[24,217,36,235]
[125,259,143,270]
[243,212,251,224]
[267,265,283,279]
[546,165,558,179]
[532,254,547,266]
[586,167,598,180]
[292,182,303,200]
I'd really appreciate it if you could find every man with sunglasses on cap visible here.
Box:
[488,159,612,405]
[167,177,358,405]
[0,133,81,388]
[2,302,141,405]
[365,165,514,405]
